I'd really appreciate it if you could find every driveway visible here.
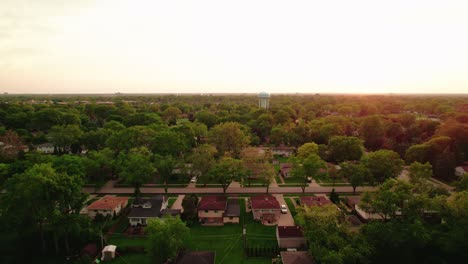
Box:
[274,194,295,226]
[171,195,185,212]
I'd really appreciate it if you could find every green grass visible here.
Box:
[284,198,297,217]
[108,233,147,248]
[168,197,177,208]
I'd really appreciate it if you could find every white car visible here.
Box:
[190,177,197,183]
[281,204,288,214]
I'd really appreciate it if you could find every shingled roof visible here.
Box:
[251,195,280,210]
[87,196,128,211]
[277,226,304,238]
[198,196,227,211]
[300,196,332,207]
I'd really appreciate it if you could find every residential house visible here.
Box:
[36,143,54,154]
[198,196,240,225]
[300,196,332,207]
[344,196,383,222]
[280,163,292,178]
[128,195,179,226]
[280,251,314,264]
[250,195,281,224]
[175,251,216,264]
[276,226,307,249]
[86,196,129,219]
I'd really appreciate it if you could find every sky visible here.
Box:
[1,0,468,94]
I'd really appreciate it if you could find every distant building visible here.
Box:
[36,143,54,154]
[258,91,270,109]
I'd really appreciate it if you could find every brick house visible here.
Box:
[198,196,240,225]
[250,195,281,224]
[300,196,332,207]
[86,196,128,219]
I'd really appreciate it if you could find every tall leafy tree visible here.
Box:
[209,122,250,158]
[146,216,190,263]
[328,136,364,163]
[119,152,155,196]
[338,161,370,194]
[361,150,404,184]
[291,153,326,193]
[208,157,245,193]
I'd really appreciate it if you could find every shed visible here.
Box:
[101,245,117,261]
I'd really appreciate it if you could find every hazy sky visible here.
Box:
[1,0,468,94]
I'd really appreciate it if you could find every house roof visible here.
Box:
[281,251,314,264]
[300,196,332,207]
[175,251,216,264]
[198,196,227,211]
[224,199,240,217]
[87,196,128,211]
[277,226,304,238]
[128,196,164,218]
[251,195,280,210]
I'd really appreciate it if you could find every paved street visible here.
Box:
[83,183,376,195]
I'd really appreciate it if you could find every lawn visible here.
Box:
[168,197,177,208]
[186,199,276,264]
[284,197,298,218]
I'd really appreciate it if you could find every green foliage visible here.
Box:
[119,151,155,195]
[338,161,370,194]
[209,122,250,158]
[296,205,370,264]
[297,142,319,160]
[361,150,404,183]
[360,116,384,150]
[146,216,190,263]
[208,157,246,193]
[181,194,199,225]
[291,153,326,193]
[408,162,432,184]
[328,136,364,163]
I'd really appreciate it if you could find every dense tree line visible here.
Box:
[0,94,466,262]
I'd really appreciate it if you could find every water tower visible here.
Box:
[258,91,270,109]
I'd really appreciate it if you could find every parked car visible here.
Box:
[281,204,288,214]
[190,177,197,183]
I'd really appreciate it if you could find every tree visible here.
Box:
[181,194,199,226]
[189,144,217,178]
[151,129,188,156]
[52,154,84,177]
[195,110,219,128]
[1,163,88,256]
[361,150,404,184]
[82,148,114,184]
[291,154,326,193]
[0,130,24,161]
[209,122,250,158]
[208,157,245,193]
[296,142,319,160]
[296,204,370,264]
[405,144,430,164]
[119,152,155,196]
[338,162,369,194]
[154,155,177,193]
[408,162,432,184]
[48,125,83,153]
[146,216,190,263]
[259,162,276,194]
[360,116,385,150]
[455,173,468,191]
[162,106,182,125]
[328,136,364,163]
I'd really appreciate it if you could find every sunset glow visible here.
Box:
[1,0,468,94]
